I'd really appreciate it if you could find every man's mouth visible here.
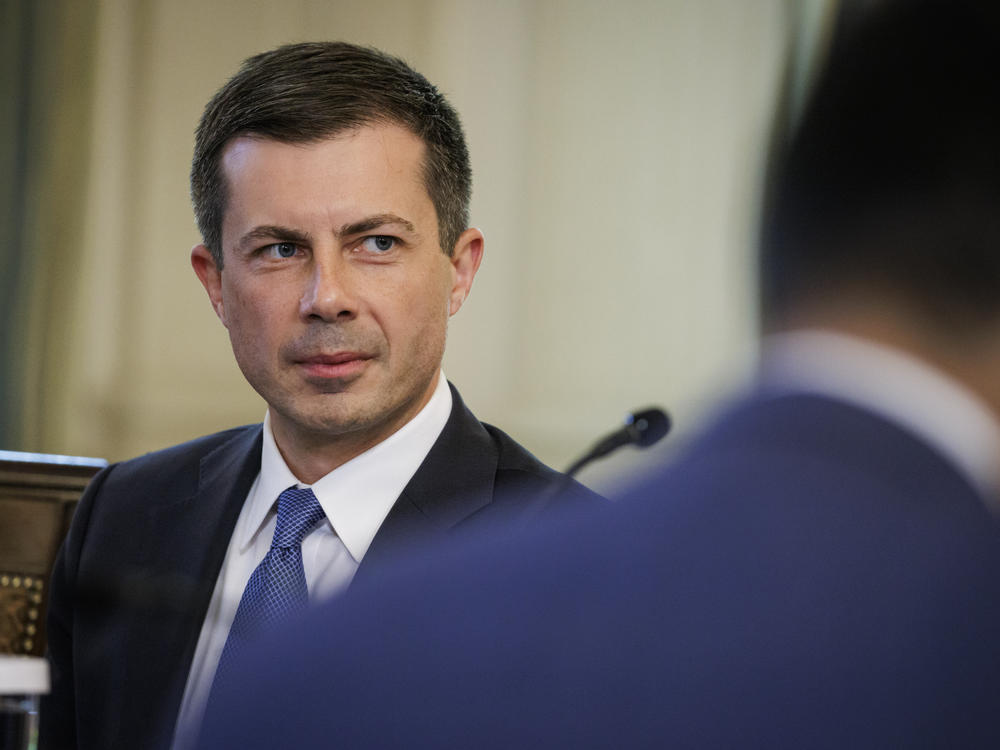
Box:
[296,352,373,379]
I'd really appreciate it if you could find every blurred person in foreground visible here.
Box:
[41,42,598,750]
[196,1,1000,747]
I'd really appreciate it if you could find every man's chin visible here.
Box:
[273,399,394,441]
[266,379,433,448]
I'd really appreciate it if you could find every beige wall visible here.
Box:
[37,0,826,492]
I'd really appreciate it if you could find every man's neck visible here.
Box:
[266,375,447,484]
[267,409,427,485]
[271,427,392,485]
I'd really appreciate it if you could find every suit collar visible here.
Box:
[705,392,994,517]
[131,424,263,608]
[397,383,496,526]
[355,383,496,578]
[761,330,1000,500]
[123,425,263,750]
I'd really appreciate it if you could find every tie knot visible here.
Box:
[272,487,325,548]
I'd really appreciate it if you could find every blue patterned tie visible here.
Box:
[212,486,326,685]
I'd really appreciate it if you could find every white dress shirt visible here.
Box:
[759,330,1000,506]
[172,372,452,746]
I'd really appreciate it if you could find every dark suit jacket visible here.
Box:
[41,384,598,750]
[197,391,1000,749]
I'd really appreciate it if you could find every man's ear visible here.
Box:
[191,244,228,326]
[448,228,484,316]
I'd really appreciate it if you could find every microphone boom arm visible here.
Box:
[564,407,671,478]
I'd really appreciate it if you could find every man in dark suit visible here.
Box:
[196,1,1000,746]
[41,42,596,750]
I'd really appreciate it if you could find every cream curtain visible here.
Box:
[0,0,98,450]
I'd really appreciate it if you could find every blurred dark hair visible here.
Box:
[191,42,471,265]
[760,0,1000,333]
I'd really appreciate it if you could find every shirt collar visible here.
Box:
[239,371,453,560]
[236,412,304,553]
[760,329,1000,504]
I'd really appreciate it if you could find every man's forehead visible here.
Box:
[219,124,428,169]
[217,126,438,249]
[217,127,432,208]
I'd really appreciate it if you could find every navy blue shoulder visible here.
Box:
[91,424,262,504]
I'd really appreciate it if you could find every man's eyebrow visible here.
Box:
[236,225,313,250]
[340,214,417,237]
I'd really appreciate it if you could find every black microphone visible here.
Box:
[564,407,671,478]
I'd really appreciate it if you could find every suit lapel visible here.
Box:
[118,425,262,749]
[354,385,496,584]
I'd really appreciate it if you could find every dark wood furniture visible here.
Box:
[0,451,106,656]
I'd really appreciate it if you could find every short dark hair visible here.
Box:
[760,0,1000,333]
[191,42,471,266]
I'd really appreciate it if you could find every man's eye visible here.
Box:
[265,242,298,258]
[361,236,396,254]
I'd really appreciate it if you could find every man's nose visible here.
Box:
[299,255,358,322]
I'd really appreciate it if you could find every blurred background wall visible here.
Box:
[1,0,835,493]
